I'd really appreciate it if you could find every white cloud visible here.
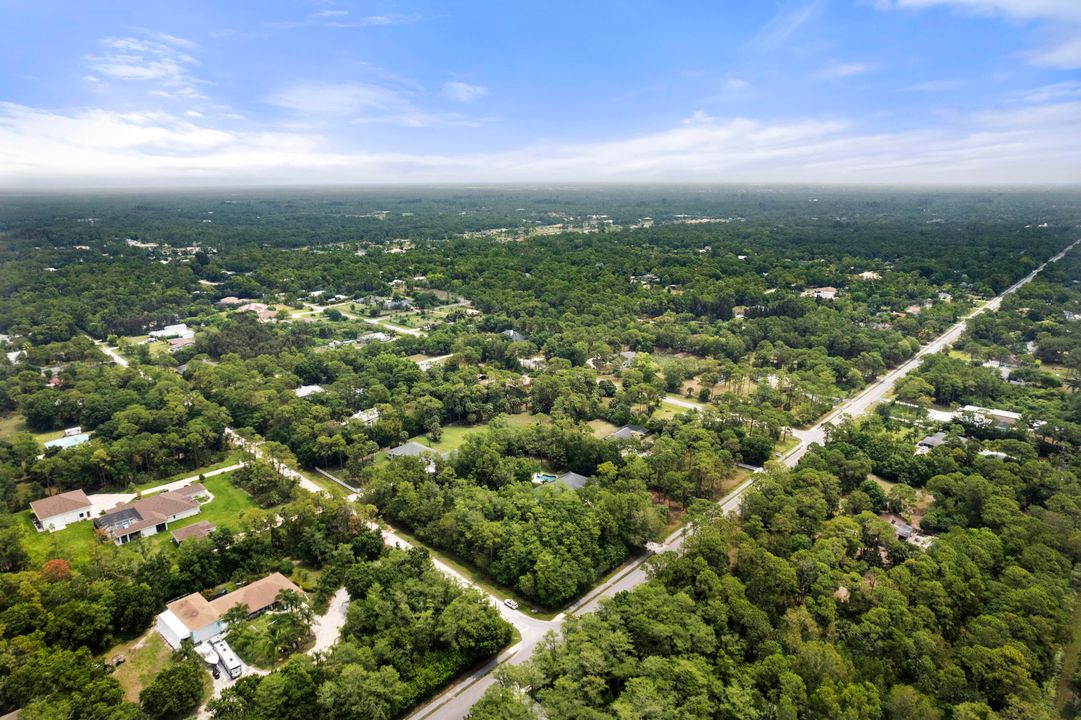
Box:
[87,32,206,99]
[726,77,752,90]
[1027,35,1081,69]
[2,95,1079,187]
[266,81,481,127]
[750,0,826,50]
[881,0,1081,68]
[816,61,877,78]
[441,81,487,102]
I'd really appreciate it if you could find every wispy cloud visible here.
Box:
[750,0,826,50]
[265,81,481,127]
[816,61,877,78]
[441,81,487,102]
[880,0,1081,69]
[268,9,421,30]
[903,78,962,92]
[87,32,206,99]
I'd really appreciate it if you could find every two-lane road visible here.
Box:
[406,237,1079,720]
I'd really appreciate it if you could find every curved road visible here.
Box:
[405,237,1079,720]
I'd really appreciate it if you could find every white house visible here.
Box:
[30,489,93,531]
[149,324,194,340]
[349,407,380,426]
[94,484,207,544]
[801,287,839,300]
[960,405,1023,429]
[157,592,224,650]
[293,384,324,398]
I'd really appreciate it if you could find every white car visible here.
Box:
[504,599,519,610]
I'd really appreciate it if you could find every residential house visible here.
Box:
[236,302,277,321]
[30,489,93,531]
[960,405,1023,429]
[916,431,948,455]
[149,324,194,340]
[502,329,528,343]
[169,337,195,352]
[94,484,207,545]
[801,287,838,300]
[386,441,445,473]
[156,572,303,650]
[171,520,216,544]
[557,471,589,490]
[44,433,91,451]
[358,331,393,344]
[606,425,650,442]
[519,356,547,371]
[293,385,324,398]
[349,407,380,426]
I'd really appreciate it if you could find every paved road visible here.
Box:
[85,335,130,367]
[405,237,1080,720]
[301,301,426,337]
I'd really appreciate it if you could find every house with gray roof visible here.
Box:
[557,471,589,490]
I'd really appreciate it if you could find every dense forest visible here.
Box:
[1,187,1080,720]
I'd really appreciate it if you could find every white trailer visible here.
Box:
[211,639,242,679]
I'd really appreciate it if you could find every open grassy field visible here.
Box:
[587,419,619,438]
[0,413,25,440]
[399,413,550,456]
[0,414,68,444]
[107,630,175,702]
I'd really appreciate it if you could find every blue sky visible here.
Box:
[1,0,1080,186]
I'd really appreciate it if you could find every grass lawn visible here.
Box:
[20,511,107,566]
[154,472,264,542]
[133,451,243,492]
[0,414,62,445]
[774,435,800,457]
[299,468,354,498]
[587,419,619,438]
[505,411,549,428]
[0,413,26,440]
[402,413,551,455]
[107,631,174,702]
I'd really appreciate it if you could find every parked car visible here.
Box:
[504,599,519,610]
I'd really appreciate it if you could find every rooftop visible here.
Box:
[387,441,445,459]
[606,425,650,441]
[209,572,302,617]
[557,471,589,490]
[171,520,217,543]
[166,592,219,633]
[30,488,91,519]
